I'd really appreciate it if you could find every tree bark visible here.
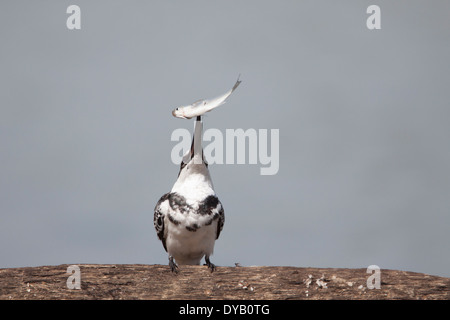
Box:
[0,264,448,300]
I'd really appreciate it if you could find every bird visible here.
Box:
[154,116,225,272]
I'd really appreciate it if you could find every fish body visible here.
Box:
[172,76,241,119]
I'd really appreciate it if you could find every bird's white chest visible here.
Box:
[164,213,218,265]
[171,174,215,204]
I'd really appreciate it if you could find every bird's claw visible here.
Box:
[205,256,216,273]
[169,256,179,273]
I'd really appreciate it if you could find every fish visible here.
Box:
[172,76,241,119]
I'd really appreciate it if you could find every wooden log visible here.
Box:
[0,264,448,300]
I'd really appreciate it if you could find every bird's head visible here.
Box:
[172,116,214,194]
[178,116,208,176]
[173,153,213,199]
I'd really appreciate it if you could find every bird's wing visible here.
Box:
[197,195,225,239]
[202,76,241,112]
[154,193,170,251]
[216,202,225,240]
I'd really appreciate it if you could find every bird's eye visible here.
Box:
[176,108,179,111]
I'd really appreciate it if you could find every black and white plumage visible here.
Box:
[154,116,224,272]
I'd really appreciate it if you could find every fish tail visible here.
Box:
[232,74,242,91]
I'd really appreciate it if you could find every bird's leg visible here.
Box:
[204,255,216,272]
[168,255,178,273]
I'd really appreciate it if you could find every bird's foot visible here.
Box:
[169,256,178,273]
[204,256,216,273]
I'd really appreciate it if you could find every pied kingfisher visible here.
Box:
[154,116,224,272]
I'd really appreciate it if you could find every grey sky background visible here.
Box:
[1,1,449,277]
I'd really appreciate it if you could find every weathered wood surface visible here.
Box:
[0,264,448,300]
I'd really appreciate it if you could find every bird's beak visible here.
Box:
[190,116,203,162]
